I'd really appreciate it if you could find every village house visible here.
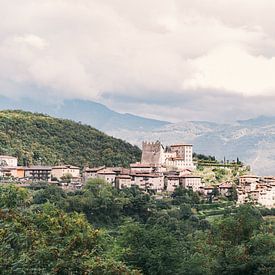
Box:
[0,155,18,167]
[130,163,160,174]
[82,166,106,181]
[257,184,275,208]
[199,185,215,197]
[237,176,275,208]
[25,166,52,181]
[166,174,180,192]
[96,168,117,186]
[131,173,164,193]
[239,175,260,184]
[115,175,132,189]
[218,183,233,197]
[51,165,80,181]
[180,175,203,191]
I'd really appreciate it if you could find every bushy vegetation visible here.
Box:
[0,110,141,167]
[0,182,274,274]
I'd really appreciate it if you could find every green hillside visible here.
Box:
[0,110,141,167]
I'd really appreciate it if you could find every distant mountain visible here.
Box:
[0,110,141,167]
[0,96,170,132]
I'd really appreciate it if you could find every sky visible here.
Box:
[1,0,275,122]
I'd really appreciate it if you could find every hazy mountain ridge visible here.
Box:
[0,96,170,131]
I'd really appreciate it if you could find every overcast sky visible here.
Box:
[1,0,275,122]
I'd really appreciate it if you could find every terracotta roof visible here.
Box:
[84,166,105,172]
[130,163,158,168]
[52,165,80,169]
[97,168,116,175]
[203,185,215,189]
[131,173,162,178]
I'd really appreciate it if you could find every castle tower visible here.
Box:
[141,141,164,165]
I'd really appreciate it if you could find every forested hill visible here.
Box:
[0,110,141,167]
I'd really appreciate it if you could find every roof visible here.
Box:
[0,166,17,170]
[97,168,116,175]
[179,175,201,179]
[84,166,105,172]
[170,144,193,147]
[219,183,233,188]
[239,175,259,178]
[0,155,17,159]
[52,165,80,169]
[203,185,215,189]
[130,163,158,168]
[131,173,162,178]
[116,175,132,179]
[166,175,179,179]
[25,166,52,170]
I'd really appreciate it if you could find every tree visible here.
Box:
[118,220,183,274]
[60,173,73,183]
[0,202,136,274]
[0,184,30,209]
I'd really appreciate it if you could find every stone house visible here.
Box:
[51,165,80,180]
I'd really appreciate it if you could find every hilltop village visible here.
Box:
[0,141,274,208]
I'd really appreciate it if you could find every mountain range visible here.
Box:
[0,96,274,174]
[0,96,170,131]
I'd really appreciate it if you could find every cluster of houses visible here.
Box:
[0,143,233,199]
[0,140,274,208]
[0,155,80,182]
[237,175,275,208]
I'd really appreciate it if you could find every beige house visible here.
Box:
[51,165,80,180]
[115,175,132,189]
[239,175,260,184]
[166,175,180,192]
[219,183,233,197]
[180,175,203,191]
[237,182,275,208]
[132,173,164,193]
[83,166,105,181]
[96,168,117,186]
[0,167,17,178]
[0,155,18,167]
[257,184,275,208]
[130,163,159,174]
[199,185,215,196]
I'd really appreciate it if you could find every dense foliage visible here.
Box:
[0,182,274,274]
[0,110,141,167]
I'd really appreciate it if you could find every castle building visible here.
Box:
[141,141,195,170]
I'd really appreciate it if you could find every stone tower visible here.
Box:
[141,141,164,165]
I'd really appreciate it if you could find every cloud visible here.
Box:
[0,0,275,120]
[183,45,275,96]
